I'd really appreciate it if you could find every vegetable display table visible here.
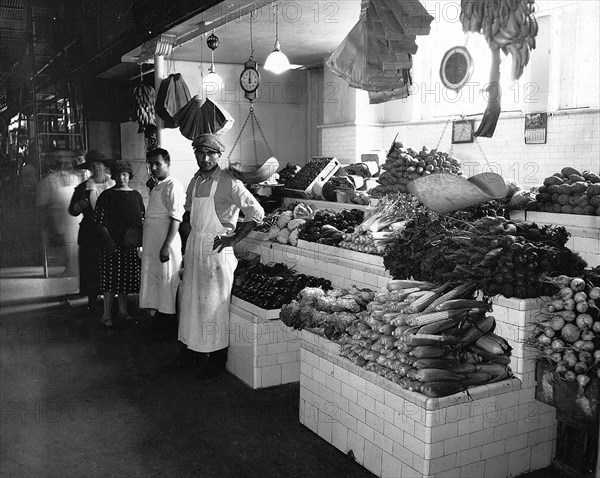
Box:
[237,237,391,291]
[227,297,301,389]
[298,296,557,478]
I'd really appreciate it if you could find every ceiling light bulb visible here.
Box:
[264,40,290,74]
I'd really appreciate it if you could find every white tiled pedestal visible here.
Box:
[227,297,301,389]
[299,326,557,478]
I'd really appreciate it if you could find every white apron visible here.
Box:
[139,179,183,314]
[178,179,237,353]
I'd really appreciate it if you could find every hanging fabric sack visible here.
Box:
[155,73,192,128]
[174,95,234,140]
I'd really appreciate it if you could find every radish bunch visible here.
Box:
[528,275,600,389]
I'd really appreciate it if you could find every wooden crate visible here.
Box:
[535,359,599,426]
[554,412,598,478]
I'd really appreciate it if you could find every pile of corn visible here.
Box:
[339,280,512,397]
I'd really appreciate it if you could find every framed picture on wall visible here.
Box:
[452,120,474,144]
[524,113,547,144]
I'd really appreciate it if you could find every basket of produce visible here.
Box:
[407,172,508,214]
[284,157,341,199]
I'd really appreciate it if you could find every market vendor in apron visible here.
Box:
[164,133,264,380]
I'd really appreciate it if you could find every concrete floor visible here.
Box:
[0,270,570,478]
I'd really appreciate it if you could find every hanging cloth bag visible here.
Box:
[174,95,234,140]
[155,73,192,128]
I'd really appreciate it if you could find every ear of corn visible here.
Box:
[468,344,511,365]
[406,308,468,326]
[447,363,479,375]
[415,368,466,382]
[405,290,430,304]
[420,381,465,398]
[462,372,493,386]
[418,316,464,334]
[405,333,461,347]
[423,282,478,312]
[475,335,505,355]
[459,315,496,344]
[409,345,451,359]
[386,280,436,291]
[404,290,442,314]
[412,356,459,369]
[435,299,491,311]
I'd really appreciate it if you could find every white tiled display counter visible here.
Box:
[237,237,391,291]
[227,297,301,389]
[510,211,600,267]
[298,294,557,478]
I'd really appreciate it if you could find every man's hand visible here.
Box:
[159,244,170,262]
[212,235,237,253]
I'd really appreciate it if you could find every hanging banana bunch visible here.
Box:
[460,0,538,81]
[132,83,156,134]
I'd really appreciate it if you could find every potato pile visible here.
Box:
[370,141,463,198]
[527,167,600,215]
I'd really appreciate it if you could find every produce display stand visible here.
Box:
[237,228,559,477]
[509,211,600,267]
[227,296,301,389]
[298,296,557,478]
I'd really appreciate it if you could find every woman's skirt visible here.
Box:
[99,246,141,294]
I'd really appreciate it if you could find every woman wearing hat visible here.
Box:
[95,160,145,327]
[68,151,115,311]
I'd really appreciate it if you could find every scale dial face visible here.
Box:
[440,46,474,91]
[240,66,260,93]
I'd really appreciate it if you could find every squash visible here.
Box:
[583,205,596,215]
[551,193,560,203]
[544,176,564,186]
[557,184,572,195]
[547,184,561,194]
[553,203,562,213]
[569,174,586,183]
[561,204,574,214]
[538,185,549,193]
[558,194,570,205]
[583,172,600,183]
[561,167,581,177]
[590,195,600,207]
[570,181,588,194]
[573,206,584,214]
[586,184,600,196]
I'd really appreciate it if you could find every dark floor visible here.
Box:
[0,276,574,478]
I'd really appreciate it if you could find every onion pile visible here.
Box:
[528,275,600,389]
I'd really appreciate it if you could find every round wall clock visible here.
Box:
[440,46,474,91]
[240,57,260,101]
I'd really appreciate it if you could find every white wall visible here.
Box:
[121,60,310,195]
[319,0,600,185]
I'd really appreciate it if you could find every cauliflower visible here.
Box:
[276,228,291,244]
[287,218,306,231]
[293,203,313,220]
[268,225,282,240]
[289,229,299,246]
[276,211,293,228]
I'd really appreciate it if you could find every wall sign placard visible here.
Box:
[525,113,547,144]
[452,120,475,144]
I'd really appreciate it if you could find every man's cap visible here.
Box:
[192,134,225,153]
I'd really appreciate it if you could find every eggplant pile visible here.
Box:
[298,209,364,246]
[233,263,331,310]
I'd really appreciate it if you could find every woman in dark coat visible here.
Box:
[95,160,145,327]
[68,151,115,310]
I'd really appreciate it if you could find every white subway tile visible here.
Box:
[381,451,404,478]
[508,448,531,477]
[484,453,509,478]
[456,446,481,467]
[347,429,365,465]
[364,440,383,476]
